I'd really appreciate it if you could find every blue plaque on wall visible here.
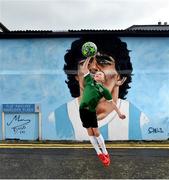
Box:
[2,104,40,140]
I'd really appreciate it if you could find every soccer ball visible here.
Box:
[81,42,97,57]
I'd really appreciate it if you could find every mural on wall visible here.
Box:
[0,36,169,140]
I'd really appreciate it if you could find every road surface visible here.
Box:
[0,147,169,179]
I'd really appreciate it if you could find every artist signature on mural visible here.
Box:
[148,127,164,134]
[7,114,31,134]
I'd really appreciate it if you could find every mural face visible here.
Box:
[0,36,169,140]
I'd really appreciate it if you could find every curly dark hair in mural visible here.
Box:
[64,36,133,99]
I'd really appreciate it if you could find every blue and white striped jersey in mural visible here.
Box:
[48,98,150,140]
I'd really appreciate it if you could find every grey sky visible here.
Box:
[1,0,169,31]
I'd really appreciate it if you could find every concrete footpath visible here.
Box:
[0,143,169,179]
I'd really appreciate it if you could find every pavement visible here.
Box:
[0,143,169,179]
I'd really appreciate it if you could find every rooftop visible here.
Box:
[0,22,10,32]
[127,22,169,31]
[1,22,169,38]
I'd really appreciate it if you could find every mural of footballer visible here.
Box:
[48,36,150,140]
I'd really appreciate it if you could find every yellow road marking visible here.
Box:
[0,143,169,149]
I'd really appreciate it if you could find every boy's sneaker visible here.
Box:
[98,153,109,166]
[104,154,110,166]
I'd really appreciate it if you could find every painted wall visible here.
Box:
[0,36,169,140]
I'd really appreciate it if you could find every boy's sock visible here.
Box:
[96,134,108,155]
[89,136,102,155]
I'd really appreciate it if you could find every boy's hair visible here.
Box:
[64,36,133,99]
[94,71,106,83]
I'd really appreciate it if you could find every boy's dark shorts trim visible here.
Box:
[79,108,98,128]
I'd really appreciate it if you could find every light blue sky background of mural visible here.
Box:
[0,38,76,139]
[122,37,169,139]
[0,37,169,139]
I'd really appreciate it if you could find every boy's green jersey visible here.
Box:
[80,73,112,112]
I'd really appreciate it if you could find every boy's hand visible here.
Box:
[119,114,126,120]
[81,57,90,75]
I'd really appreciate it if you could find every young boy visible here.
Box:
[79,57,126,167]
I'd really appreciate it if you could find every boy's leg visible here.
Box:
[83,111,109,166]
[87,128,102,155]
[89,136,102,155]
[95,133,108,155]
[92,128,110,166]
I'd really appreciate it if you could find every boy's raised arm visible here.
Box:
[81,57,90,75]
